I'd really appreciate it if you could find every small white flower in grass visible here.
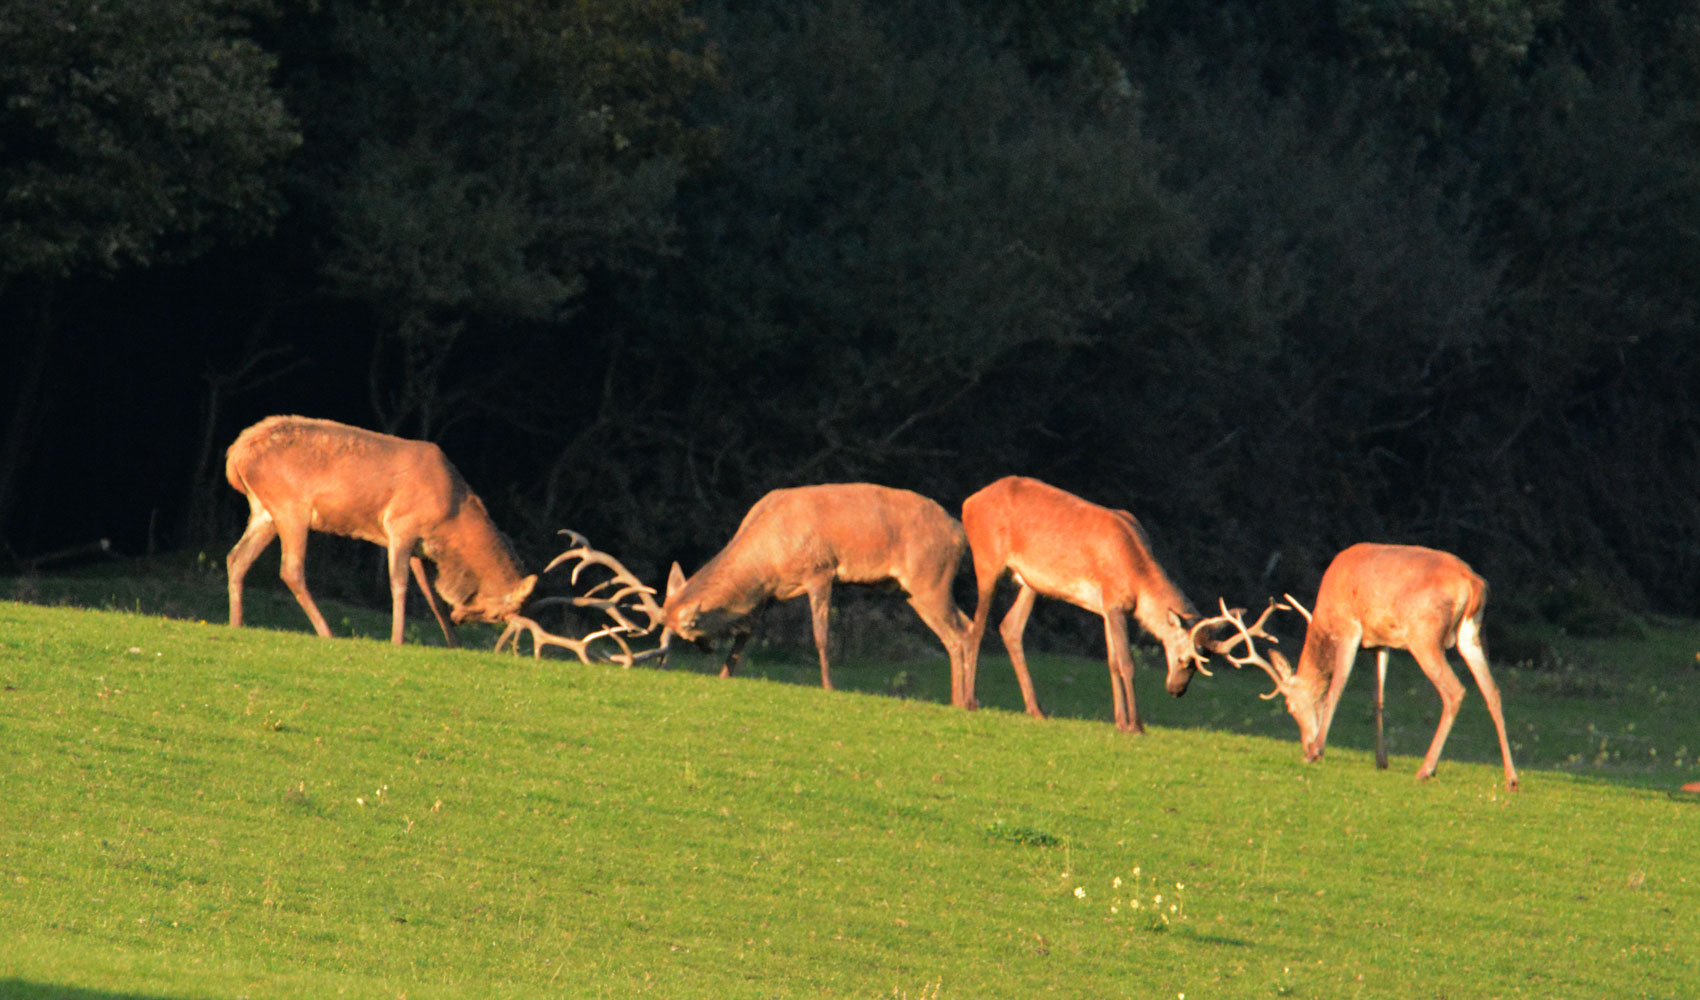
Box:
[1074,886,1087,899]
[1154,894,1163,904]
[1112,876,1123,888]
[1133,866,1142,876]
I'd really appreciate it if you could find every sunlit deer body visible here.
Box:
[225,415,537,645]
[960,476,1210,733]
[661,483,972,699]
[1199,542,1519,790]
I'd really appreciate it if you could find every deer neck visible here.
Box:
[679,545,775,618]
[423,500,526,607]
[1291,624,1345,700]
[1130,571,1197,647]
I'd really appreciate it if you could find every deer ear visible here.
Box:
[666,562,686,602]
[513,574,538,607]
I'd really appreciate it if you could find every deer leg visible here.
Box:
[383,542,416,645]
[1374,648,1389,770]
[1103,612,1143,734]
[226,506,277,629]
[962,562,1005,712]
[906,577,974,710]
[1409,645,1467,782]
[997,584,1045,719]
[1457,616,1520,791]
[274,519,332,638]
[409,556,457,648]
[806,579,835,691]
[720,630,752,678]
[720,605,765,678]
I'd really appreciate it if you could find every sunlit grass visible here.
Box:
[1,570,1697,998]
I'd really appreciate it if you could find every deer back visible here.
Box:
[1297,543,1486,679]
[963,476,1195,623]
[667,483,965,625]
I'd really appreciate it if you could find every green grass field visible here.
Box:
[2,566,1697,998]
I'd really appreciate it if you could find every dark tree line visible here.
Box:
[3,0,1698,628]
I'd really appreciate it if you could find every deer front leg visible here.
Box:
[1374,648,1389,770]
[410,556,457,648]
[1309,632,1363,760]
[997,584,1045,719]
[806,579,835,691]
[720,630,752,678]
[275,519,333,638]
[1103,612,1143,734]
[384,542,417,645]
[961,565,1004,712]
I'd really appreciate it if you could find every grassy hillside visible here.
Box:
[1,583,1697,998]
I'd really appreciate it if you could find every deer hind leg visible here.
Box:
[806,578,835,691]
[274,517,332,638]
[1103,611,1143,734]
[997,583,1045,719]
[1409,644,1467,782]
[226,504,278,629]
[1457,616,1520,791]
[409,556,457,648]
[1375,648,1390,770]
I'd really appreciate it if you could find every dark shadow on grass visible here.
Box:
[0,981,185,1000]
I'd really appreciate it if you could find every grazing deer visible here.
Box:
[225,415,537,645]
[1196,542,1519,791]
[660,483,973,700]
[960,476,1213,733]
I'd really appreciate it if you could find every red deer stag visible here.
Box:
[660,483,973,701]
[225,415,536,645]
[1196,542,1519,791]
[960,476,1213,733]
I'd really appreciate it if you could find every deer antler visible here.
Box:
[496,615,637,665]
[1282,592,1313,624]
[1190,597,1293,700]
[542,530,666,634]
[495,530,666,666]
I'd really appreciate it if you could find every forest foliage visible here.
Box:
[2,0,1698,624]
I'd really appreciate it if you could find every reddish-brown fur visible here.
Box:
[960,476,1204,733]
[661,483,971,698]
[225,415,536,645]
[1268,542,1518,790]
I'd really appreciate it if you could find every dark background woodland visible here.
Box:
[3,0,1698,630]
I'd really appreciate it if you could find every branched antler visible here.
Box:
[496,530,666,666]
[1189,597,1293,700]
[496,614,638,665]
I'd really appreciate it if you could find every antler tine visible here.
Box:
[497,614,646,665]
[1190,597,1292,700]
[544,527,669,636]
[1282,592,1313,624]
